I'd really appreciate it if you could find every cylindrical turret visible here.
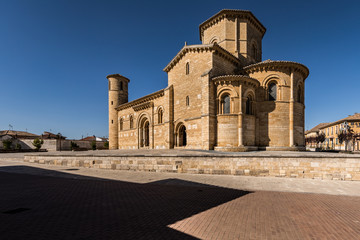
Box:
[107,74,130,149]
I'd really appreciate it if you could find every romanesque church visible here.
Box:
[107,9,309,151]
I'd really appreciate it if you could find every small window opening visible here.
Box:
[186,62,190,75]
[186,96,189,106]
[252,44,258,60]
[120,119,123,130]
[222,94,230,114]
[120,81,123,91]
[268,83,277,101]
[297,85,303,103]
[111,101,113,105]
[111,120,113,124]
[246,96,252,115]
[158,109,163,124]
[130,116,133,129]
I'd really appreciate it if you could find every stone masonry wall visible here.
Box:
[24,154,360,181]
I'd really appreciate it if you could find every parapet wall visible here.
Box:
[24,153,360,181]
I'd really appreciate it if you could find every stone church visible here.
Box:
[107,9,309,151]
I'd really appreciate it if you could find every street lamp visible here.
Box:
[57,133,62,151]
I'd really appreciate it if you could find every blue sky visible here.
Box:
[0,0,359,139]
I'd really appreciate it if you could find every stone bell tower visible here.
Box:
[199,9,266,65]
[107,74,129,149]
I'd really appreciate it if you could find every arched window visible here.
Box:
[297,85,303,103]
[120,81,123,91]
[252,44,258,60]
[158,109,163,124]
[120,118,123,131]
[186,96,189,106]
[222,94,230,114]
[268,83,277,101]
[246,96,252,115]
[129,115,133,129]
[186,62,190,75]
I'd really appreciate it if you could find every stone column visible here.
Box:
[151,103,154,149]
[289,71,295,147]
[235,17,239,55]
[238,84,243,146]
[201,73,216,150]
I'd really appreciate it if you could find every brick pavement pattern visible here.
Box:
[1,166,360,239]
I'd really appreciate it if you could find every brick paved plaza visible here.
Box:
[1,154,360,239]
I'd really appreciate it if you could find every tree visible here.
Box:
[32,138,44,150]
[338,128,354,151]
[91,140,97,150]
[351,133,360,152]
[104,141,109,149]
[315,132,326,148]
[70,141,79,151]
[2,140,12,150]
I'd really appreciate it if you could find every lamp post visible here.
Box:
[57,133,62,151]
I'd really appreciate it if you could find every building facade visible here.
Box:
[306,113,360,151]
[108,9,309,151]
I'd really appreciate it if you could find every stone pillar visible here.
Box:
[164,85,174,149]
[235,17,239,55]
[289,71,295,147]
[201,73,216,150]
[238,84,243,146]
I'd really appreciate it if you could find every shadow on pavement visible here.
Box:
[0,165,251,240]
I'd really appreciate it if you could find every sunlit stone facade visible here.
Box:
[108,9,309,151]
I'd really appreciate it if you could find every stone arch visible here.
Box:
[263,74,286,87]
[217,86,239,98]
[217,86,238,114]
[244,89,256,115]
[119,118,124,131]
[210,36,219,44]
[263,77,282,101]
[137,112,152,148]
[174,121,187,147]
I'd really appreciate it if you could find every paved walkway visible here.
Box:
[1,153,360,239]
[1,153,360,196]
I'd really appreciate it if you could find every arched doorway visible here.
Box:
[139,118,150,148]
[176,124,186,147]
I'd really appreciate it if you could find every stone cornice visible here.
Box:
[116,89,164,111]
[199,9,266,41]
[133,102,154,112]
[243,60,310,79]
[213,75,260,87]
[163,43,241,73]
[106,74,130,82]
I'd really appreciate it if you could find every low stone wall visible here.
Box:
[23,153,360,181]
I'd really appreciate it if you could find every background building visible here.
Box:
[306,113,360,151]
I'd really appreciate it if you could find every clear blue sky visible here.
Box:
[1,0,359,139]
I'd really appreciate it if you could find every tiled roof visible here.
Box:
[163,43,241,73]
[199,9,266,41]
[80,136,96,141]
[80,136,108,142]
[0,130,40,139]
[243,59,309,78]
[307,123,331,133]
[42,131,66,139]
[320,113,360,128]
